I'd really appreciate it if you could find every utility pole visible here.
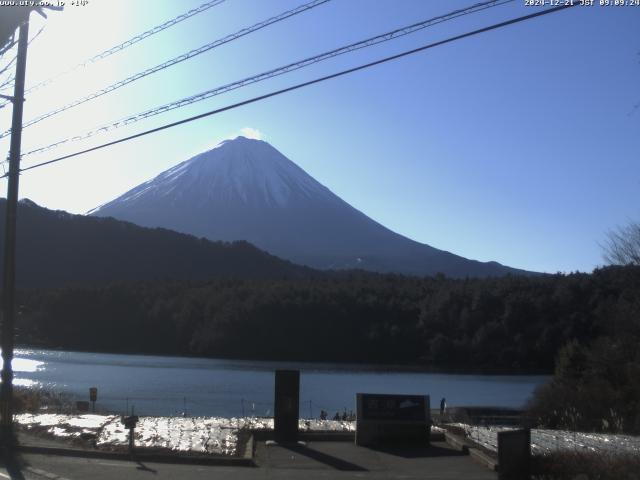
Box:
[0,17,30,448]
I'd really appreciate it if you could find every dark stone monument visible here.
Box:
[274,369,300,442]
[356,393,430,446]
[498,428,531,480]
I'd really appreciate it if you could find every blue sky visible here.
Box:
[0,0,638,273]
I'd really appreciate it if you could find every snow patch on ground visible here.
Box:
[17,413,114,429]
[29,413,634,459]
[15,414,356,456]
[19,414,638,458]
[450,423,640,455]
[96,417,240,455]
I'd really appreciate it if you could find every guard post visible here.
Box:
[498,428,531,480]
[274,369,299,443]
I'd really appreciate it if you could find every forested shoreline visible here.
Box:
[14,265,639,374]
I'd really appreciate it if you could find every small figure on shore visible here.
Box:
[320,410,327,420]
[440,397,446,417]
[333,411,341,421]
[341,410,347,421]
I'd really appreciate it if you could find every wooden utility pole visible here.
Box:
[0,17,29,448]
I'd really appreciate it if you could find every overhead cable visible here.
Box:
[19,0,514,157]
[0,0,331,137]
[6,2,578,178]
[0,0,227,109]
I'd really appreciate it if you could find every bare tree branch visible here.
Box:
[0,36,16,58]
[0,53,17,79]
[0,73,14,92]
[603,221,640,266]
[0,25,45,102]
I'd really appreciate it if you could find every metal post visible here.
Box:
[1,18,30,448]
[129,427,135,454]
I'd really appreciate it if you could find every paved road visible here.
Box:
[2,441,496,480]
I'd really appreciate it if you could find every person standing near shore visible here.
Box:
[440,397,446,417]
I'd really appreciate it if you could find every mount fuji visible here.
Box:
[89,136,529,277]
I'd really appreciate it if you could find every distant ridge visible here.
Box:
[90,136,534,278]
[0,198,312,288]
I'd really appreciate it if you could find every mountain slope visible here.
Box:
[90,136,532,277]
[0,198,311,288]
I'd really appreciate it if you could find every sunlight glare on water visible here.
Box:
[0,352,45,387]
[8,348,549,417]
[14,379,38,387]
[0,354,45,373]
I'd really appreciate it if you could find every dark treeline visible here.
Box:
[528,265,640,433]
[1,199,313,288]
[15,266,639,375]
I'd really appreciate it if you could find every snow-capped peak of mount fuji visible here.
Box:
[91,137,331,213]
[90,136,531,277]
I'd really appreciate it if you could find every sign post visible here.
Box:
[89,387,97,413]
[121,414,139,456]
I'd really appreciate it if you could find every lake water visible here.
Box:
[9,349,549,417]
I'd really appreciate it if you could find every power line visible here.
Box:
[17,0,514,158]
[0,0,331,138]
[6,3,578,179]
[0,0,227,110]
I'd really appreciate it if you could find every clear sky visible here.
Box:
[0,0,638,274]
